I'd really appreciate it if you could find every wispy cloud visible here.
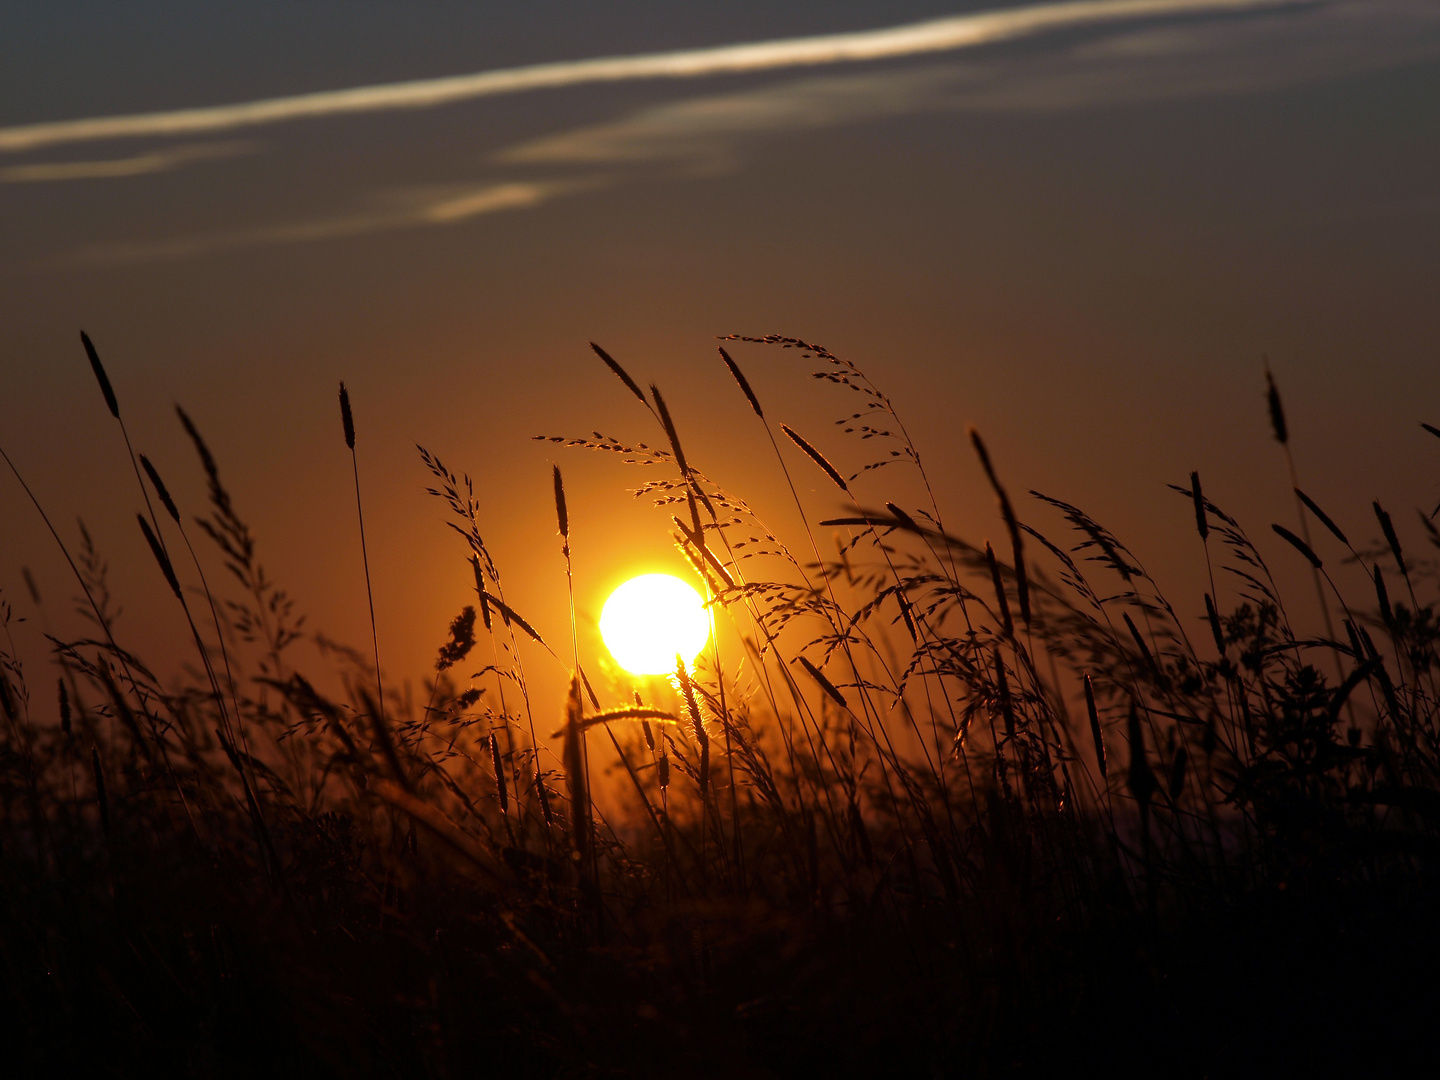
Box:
[41,0,1440,265]
[496,1,1440,169]
[928,0,1440,110]
[0,0,1308,154]
[69,180,579,264]
[500,67,964,173]
[0,141,257,183]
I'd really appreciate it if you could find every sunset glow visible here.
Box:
[4,2,1438,1069]
[599,573,711,675]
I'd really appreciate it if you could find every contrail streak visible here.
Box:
[0,0,1308,153]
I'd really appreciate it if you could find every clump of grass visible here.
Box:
[2,331,1439,1077]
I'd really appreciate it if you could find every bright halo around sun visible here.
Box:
[600,573,711,676]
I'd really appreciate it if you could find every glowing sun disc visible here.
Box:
[600,574,710,676]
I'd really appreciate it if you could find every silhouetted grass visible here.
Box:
[2,331,1439,1077]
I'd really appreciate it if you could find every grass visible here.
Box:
[2,330,1440,1077]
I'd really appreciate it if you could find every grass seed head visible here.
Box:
[563,674,589,860]
[970,428,1029,624]
[90,746,110,835]
[1169,745,1188,800]
[1205,592,1225,656]
[590,341,648,407]
[798,655,847,709]
[676,657,708,796]
[1265,361,1288,445]
[884,501,920,532]
[1374,565,1394,627]
[491,733,508,816]
[471,556,491,631]
[1296,488,1348,547]
[719,346,763,419]
[1191,471,1208,542]
[782,423,847,492]
[1126,700,1157,807]
[436,606,477,672]
[1122,612,1156,678]
[1272,523,1322,569]
[1084,674,1106,779]
[1374,500,1406,575]
[21,566,40,606]
[984,541,1013,638]
[993,646,1015,739]
[81,330,120,419]
[651,385,689,476]
[553,464,569,540]
[339,382,355,450]
[58,678,71,737]
[139,454,181,523]
[137,514,181,599]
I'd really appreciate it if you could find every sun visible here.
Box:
[599,573,711,676]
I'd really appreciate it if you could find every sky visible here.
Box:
[2,0,1439,704]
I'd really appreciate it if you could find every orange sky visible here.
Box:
[3,1,1440,709]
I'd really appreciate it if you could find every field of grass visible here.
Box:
[3,332,1440,1077]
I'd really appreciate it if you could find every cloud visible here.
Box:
[0,141,257,183]
[418,182,563,223]
[0,0,1309,154]
[497,0,1440,171]
[931,0,1440,110]
[68,180,579,264]
[499,67,965,173]
[41,0,1440,265]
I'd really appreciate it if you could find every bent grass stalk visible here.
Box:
[340,382,385,731]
